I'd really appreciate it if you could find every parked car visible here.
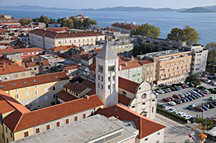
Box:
[168,101,177,106]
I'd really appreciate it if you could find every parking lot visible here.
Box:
[156,85,216,120]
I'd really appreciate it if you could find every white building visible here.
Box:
[118,77,157,119]
[29,29,105,49]
[96,41,119,107]
[189,44,208,74]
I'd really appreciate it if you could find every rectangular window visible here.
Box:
[46,125,50,130]
[108,77,111,81]
[108,85,111,89]
[66,119,69,124]
[24,131,29,137]
[83,114,86,119]
[36,128,40,133]
[108,66,115,71]
[98,65,103,73]
[74,116,78,121]
[56,122,60,127]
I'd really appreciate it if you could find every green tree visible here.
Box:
[19,18,32,26]
[186,74,201,87]
[183,26,199,45]
[208,50,216,63]
[167,26,199,45]
[206,42,216,50]
[33,16,51,25]
[167,28,185,41]
[131,24,160,38]
[58,18,74,28]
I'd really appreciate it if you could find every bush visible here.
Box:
[195,118,215,130]
[157,105,188,124]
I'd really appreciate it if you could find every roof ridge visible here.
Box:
[28,95,97,114]
[13,111,24,132]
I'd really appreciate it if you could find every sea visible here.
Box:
[0,9,216,45]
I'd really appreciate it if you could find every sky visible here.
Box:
[1,0,216,9]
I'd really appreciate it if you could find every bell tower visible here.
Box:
[96,41,118,107]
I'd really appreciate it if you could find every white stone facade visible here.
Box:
[29,33,105,49]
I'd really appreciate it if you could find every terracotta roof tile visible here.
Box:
[119,77,140,94]
[4,95,103,132]
[56,90,78,102]
[0,96,15,114]
[64,77,95,95]
[51,45,78,52]
[0,48,43,55]
[30,29,104,39]
[0,72,69,91]
[0,90,30,113]
[119,57,153,70]
[0,58,28,75]
[97,104,165,139]
[118,94,132,106]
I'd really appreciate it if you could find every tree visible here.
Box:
[167,28,185,41]
[19,18,32,26]
[183,26,199,45]
[167,26,199,45]
[186,74,201,87]
[131,24,160,38]
[206,42,216,50]
[33,16,51,25]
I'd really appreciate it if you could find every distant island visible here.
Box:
[1,5,216,13]
[182,7,216,13]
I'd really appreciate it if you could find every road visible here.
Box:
[154,114,193,143]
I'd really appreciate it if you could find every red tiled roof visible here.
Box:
[51,45,78,52]
[118,94,132,106]
[119,57,153,70]
[0,28,6,33]
[46,27,69,32]
[30,29,104,39]
[0,48,43,55]
[63,64,80,71]
[119,77,140,94]
[4,95,103,132]
[0,90,30,113]
[64,77,95,95]
[0,96,15,114]
[97,104,165,139]
[0,58,28,75]
[56,90,78,102]
[0,72,69,91]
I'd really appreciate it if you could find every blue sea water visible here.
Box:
[0,9,216,45]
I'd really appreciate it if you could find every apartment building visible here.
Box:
[188,44,208,74]
[0,72,69,110]
[140,50,192,85]
[29,28,105,49]
[0,58,33,81]
[119,57,156,83]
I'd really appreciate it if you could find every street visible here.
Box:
[154,114,193,143]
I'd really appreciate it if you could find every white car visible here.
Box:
[168,101,176,106]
